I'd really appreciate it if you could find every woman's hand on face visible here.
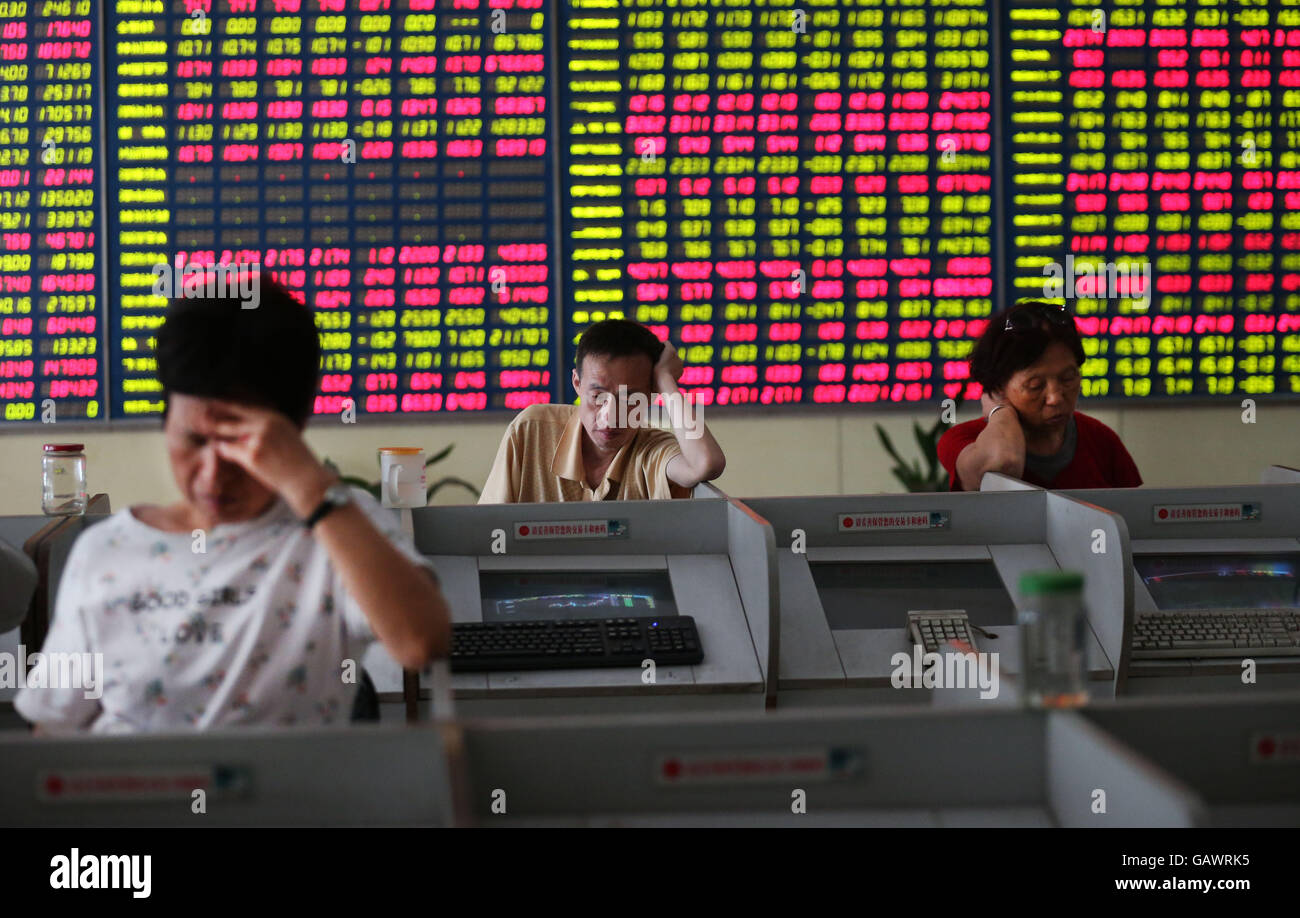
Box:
[206,399,333,516]
[980,390,1005,417]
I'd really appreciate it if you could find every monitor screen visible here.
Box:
[1134,554,1300,611]
[809,560,1016,631]
[479,571,678,622]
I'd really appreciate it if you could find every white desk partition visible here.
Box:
[1043,491,1134,695]
[3,700,1257,829]
[1263,465,1300,484]
[983,474,1139,695]
[1055,484,1300,695]
[365,497,776,717]
[1046,711,1203,827]
[1083,692,1300,827]
[458,705,1202,827]
[0,515,55,714]
[0,724,457,827]
[736,489,1126,706]
[693,481,729,499]
[0,510,114,719]
[979,471,1039,492]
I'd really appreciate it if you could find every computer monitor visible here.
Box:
[1134,553,1300,611]
[809,560,1018,630]
[478,570,680,623]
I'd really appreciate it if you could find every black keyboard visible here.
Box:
[450,617,703,672]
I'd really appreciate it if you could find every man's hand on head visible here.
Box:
[207,400,335,518]
[653,340,684,392]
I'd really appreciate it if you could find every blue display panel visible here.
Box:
[559,0,998,407]
[104,0,555,419]
[1005,0,1300,399]
[0,0,1298,428]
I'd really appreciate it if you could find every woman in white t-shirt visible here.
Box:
[16,272,451,732]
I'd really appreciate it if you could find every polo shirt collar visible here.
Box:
[550,409,639,489]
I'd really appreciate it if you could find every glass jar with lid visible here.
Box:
[42,443,88,516]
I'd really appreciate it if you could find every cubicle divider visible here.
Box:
[696,480,780,707]
[731,488,1126,705]
[366,495,776,718]
[1262,465,1300,484]
[0,723,460,827]
[726,499,778,708]
[6,694,1298,826]
[455,705,1202,827]
[692,481,729,500]
[1057,482,1300,546]
[1045,713,1203,827]
[1082,692,1300,827]
[0,513,62,724]
[1053,483,1300,695]
[1042,492,1134,696]
[0,497,112,726]
[978,471,1038,493]
[21,494,113,653]
[983,474,1136,696]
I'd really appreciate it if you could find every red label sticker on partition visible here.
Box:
[1250,733,1300,764]
[37,766,252,803]
[514,519,628,540]
[1152,503,1261,524]
[656,748,864,785]
[39,769,210,803]
[837,511,950,532]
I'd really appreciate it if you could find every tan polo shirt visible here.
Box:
[478,403,690,503]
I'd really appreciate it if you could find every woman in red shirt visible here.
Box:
[938,302,1143,491]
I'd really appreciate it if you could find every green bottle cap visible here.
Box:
[1019,570,1084,594]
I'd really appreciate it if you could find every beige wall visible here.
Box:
[0,402,1295,516]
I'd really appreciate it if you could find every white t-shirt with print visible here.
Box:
[14,489,435,733]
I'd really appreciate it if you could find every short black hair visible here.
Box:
[154,270,320,426]
[969,301,1086,394]
[574,318,664,373]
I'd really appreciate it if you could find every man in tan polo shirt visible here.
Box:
[479,319,727,502]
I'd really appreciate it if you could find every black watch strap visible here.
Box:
[303,484,349,530]
[303,498,338,530]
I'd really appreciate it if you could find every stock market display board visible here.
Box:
[0,0,103,423]
[1005,0,1300,400]
[0,0,1298,427]
[562,0,996,406]
[107,0,554,419]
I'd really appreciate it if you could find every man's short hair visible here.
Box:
[574,318,664,374]
[154,271,320,426]
[969,301,1086,394]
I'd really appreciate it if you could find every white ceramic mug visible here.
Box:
[379,447,427,508]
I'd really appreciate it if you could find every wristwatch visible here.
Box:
[303,482,353,530]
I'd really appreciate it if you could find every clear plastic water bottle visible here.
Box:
[42,443,88,516]
[1017,570,1089,708]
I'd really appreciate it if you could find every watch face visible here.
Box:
[326,483,353,506]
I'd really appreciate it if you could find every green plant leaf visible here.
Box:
[875,424,906,467]
[427,476,481,501]
[424,444,454,467]
[914,421,940,479]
